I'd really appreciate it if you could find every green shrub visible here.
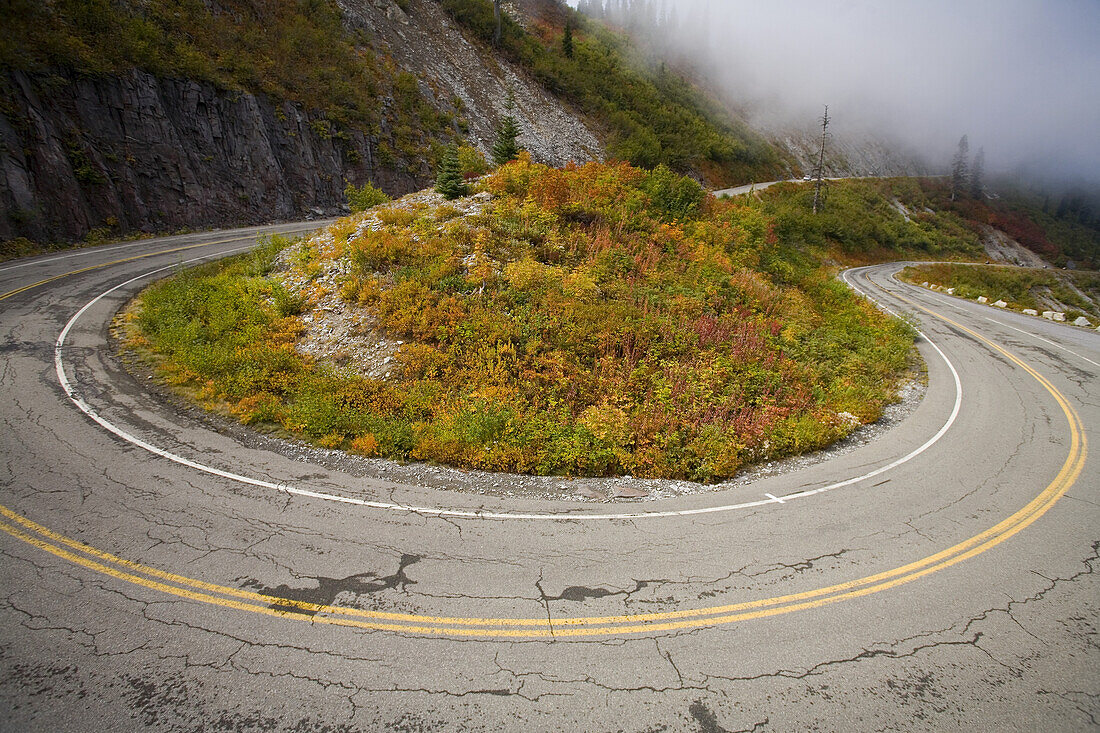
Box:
[642,165,705,221]
[345,181,390,212]
[457,144,489,177]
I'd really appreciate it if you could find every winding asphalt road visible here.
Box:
[0,224,1097,731]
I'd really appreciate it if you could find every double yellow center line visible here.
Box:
[0,275,1088,638]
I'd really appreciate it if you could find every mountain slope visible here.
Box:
[0,0,605,246]
[0,0,791,250]
[336,0,602,168]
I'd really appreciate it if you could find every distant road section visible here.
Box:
[713,174,947,198]
[712,179,790,197]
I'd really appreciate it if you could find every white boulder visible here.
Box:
[1073,316,1092,327]
[977,296,988,303]
[993,300,1007,308]
[1022,309,1038,316]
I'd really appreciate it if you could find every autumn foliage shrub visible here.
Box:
[133,161,916,482]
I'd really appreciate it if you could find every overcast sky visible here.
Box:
[569,0,1100,184]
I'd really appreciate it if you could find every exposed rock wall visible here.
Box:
[0,69,427,243]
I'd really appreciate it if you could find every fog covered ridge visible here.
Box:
[571,0,1100,185]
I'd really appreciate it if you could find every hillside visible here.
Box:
[0,0,596,247]
[0,0,784,252]
[761,122,934,180]
[730,175,1098,270]
[440,0,787,184]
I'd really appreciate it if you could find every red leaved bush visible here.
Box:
[991,210,1059,257]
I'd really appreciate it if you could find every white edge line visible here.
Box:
[54,261,962,521]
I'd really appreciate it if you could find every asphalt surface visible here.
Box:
[0,224,1097,731]
[713,176,856,198]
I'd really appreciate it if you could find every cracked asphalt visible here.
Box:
[0,227,1097,731]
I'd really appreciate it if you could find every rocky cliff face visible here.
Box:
[0,69,426,243]
[0,0,603,245]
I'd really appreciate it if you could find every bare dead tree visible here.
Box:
[812,104,830,214]
[493,0,502,46]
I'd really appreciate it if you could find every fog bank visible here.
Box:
[571,0,1100,184]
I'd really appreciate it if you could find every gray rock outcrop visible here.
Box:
[0,69,424,243]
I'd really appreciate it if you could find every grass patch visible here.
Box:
[900,263,1100,320]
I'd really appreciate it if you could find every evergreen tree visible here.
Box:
[435,145,468,199]
[970,147,985,198]
[562,22,573,58]
[491,95,522,166]
[950,134,969,201]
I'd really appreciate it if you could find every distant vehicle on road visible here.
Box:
[803,174,813,181]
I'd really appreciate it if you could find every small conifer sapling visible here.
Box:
[435,145,468,199]
[491,95,523,167]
